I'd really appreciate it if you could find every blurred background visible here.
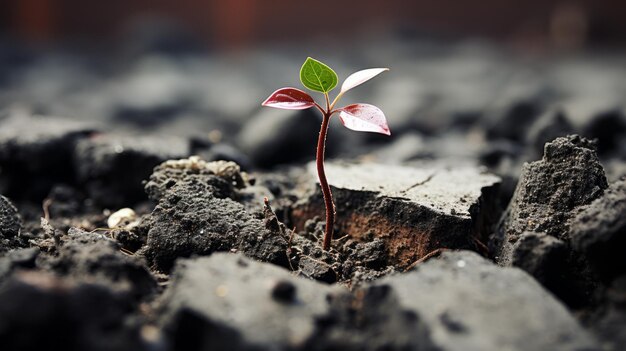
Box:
[0,0,625,189]
[3,0,626,49]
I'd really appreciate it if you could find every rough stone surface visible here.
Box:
[159,253,343,350]
[298,256,338,284]
[292,161,501,268]
[2,36,626,351]
[570,178,626,281]
[304,284,440,351]
[45,228,157,299]
[74,134,189,208]
[494,135,608,265]
[375,251,599,351]
[0,195,21,239]
[0,195,23,252]
[142,158,288,272]
[0,113,97,201]
[0,270,144,351]
[511,232,572,297]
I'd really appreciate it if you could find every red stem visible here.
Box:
[317,111,334,251]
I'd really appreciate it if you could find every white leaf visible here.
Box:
[340,68,388,94]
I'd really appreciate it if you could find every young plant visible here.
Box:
[262,57,390,251]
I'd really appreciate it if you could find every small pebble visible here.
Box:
[271,280,297,303]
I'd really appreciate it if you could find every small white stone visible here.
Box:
[114,145,124,153]
[456,260,466,268]
[107,208,138,229]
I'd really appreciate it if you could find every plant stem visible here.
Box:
[317,111,334,251]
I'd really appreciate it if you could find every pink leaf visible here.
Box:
[340,68,389,94]
[262,87,316,110]
[337,103,391,135]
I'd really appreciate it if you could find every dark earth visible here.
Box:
[0,32,625,351]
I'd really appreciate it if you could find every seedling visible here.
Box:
[262,57,390,251]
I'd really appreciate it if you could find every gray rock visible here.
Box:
[46,227,156,300]
[570,178,626,281]
[0,195,21,239]
[494,135,608,265]
[0,247,39,282]
[74,134,189,208]
[108,56,200,126]
[485,100,543,142]
[0,113,97,201]
[237,107,337,167]
[375,251,599,351]
[142,158,288,272]
[479,140,521,169]
[511,232,570,295]
[159,253,343,350]
[292,162,501,269]
[0,270,145,351]
[298,256,337,284]
[493,135,608,306]
[304,284,440,351]
[0,195,23,252]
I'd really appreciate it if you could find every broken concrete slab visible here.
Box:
[374,251,599,351]
[142,157,288,272]
[570,177,626,282]
[292,161,501,269]
[159,253,343,350]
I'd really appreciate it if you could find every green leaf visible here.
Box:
[300,57,338,93]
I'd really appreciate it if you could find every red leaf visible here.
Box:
[340,68,388,94]
[262,87,316,110]
[337,103,391,135]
